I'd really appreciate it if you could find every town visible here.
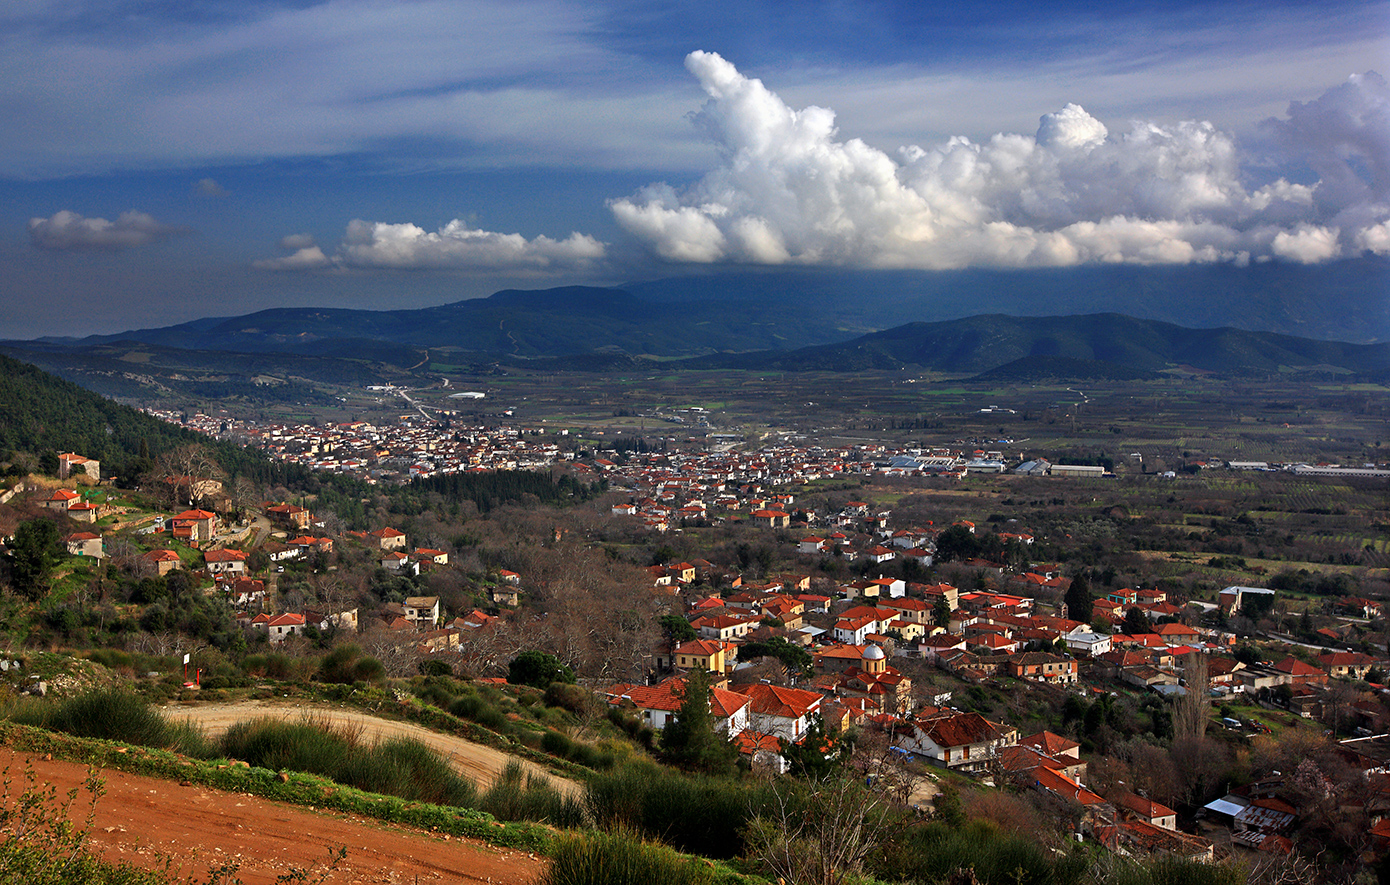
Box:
[12,387,1389,882]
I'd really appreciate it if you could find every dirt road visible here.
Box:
[163,699,580,798]
[0,748,546,885]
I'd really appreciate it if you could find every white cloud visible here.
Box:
[27,210,184,251]
[1270,225,1342,262]
[195,177,227,196]
[252,244,332,271]
[612,54,1390,269]
[255,220,606,271]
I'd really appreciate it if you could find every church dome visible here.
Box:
[862,644,886,661]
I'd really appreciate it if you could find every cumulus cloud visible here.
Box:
[255,220,605,272]
[611,53,1390,269]
[195,177,227,197]
[28,210,185,251]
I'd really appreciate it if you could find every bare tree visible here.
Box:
[744,774,891,885]
[1173,652,1210,740]
[150,444,225,509]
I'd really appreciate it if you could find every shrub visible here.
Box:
[7,689,214,759]
[449,695,510,733]
[480,761,587,829]
[585,761,781,859]
[219,717,476,808]
[508,650,575,689]
[544,682,592,715]
[540,829,717,885]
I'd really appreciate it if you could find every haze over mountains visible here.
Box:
[3,262,1388,394]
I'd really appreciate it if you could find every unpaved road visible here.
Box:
[0,748,545,885]
[163,699,580,798]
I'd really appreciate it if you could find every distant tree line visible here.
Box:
[407,470,606,513]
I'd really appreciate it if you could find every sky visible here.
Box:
[0,0,1386,339]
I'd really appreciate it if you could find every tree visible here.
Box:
[933,525,979,562]
[932,595,951,628]
[8,518,61,601]
[1064,572,1091,622]
[659,613,697,643]
[780,714,844,780]
[1173,652,1210,740]
[508,649,575,689]
[1123,606,1150,636]
[660,668,737,774]
[745,773,890,885]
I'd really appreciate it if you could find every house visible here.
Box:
[1065,632,1112,657]
[414,547,449,565]
[43,488,80,511]
[65,531,103,558]
[1008,652,1078,685]
[228,578,268,607]
[1273,655,1327,685]
[1219,585,1275,616]
[606,677,751,736]
[381,550,419,575]
[1116,791,1177,831]
[204,548,247,576]
[491,586,520,607]
[749,509,790,528]
[734,683,823,743]
[799,536,826,554]
[1318,651,1378,680]
[65,500,102,523]
[265,503,312,530]
[690,613,758,641]
[896,711,1018,773]
[403,596,441,629]
[57,453,100,481]
[142,548,182,576]
[264,612,307,643]
[673,639,733,674]
[305,606,358,634]
[1017,731,1084,776]
[172,509,218,544]
[368,527,407,550]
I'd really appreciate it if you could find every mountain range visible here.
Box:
[3,262,1387,398]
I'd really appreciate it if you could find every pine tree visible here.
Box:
[1065,572,1092,623]
[8,518,61,601]
[660,669,737,774]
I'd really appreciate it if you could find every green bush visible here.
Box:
[480,761,587,829]
[540,829,718,885]
[544,682,592,714]
[6,689,214,759]
[585,761,782,859]
[219,717,477,808]
[542,730,574,757]
[449,694,511,733]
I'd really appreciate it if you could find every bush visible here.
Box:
[540,829,718,885]
[508,650,575,689]
[219,717,476,808]
[585,761,782,859]
[480,761,587,829]
[449,694,511,733]
[544,682,592,715]
[7,689,214,759]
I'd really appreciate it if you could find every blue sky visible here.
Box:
[0,0,1386,338]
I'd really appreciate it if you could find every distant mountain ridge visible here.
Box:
[691,313,1390,377]
[28,257,1390,360]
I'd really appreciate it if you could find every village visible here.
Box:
[23,429,1390,873]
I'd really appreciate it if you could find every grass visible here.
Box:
[219,716,477,808]
[540,829,735,885]
[480,760,588,828]
[5,689,214,759]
